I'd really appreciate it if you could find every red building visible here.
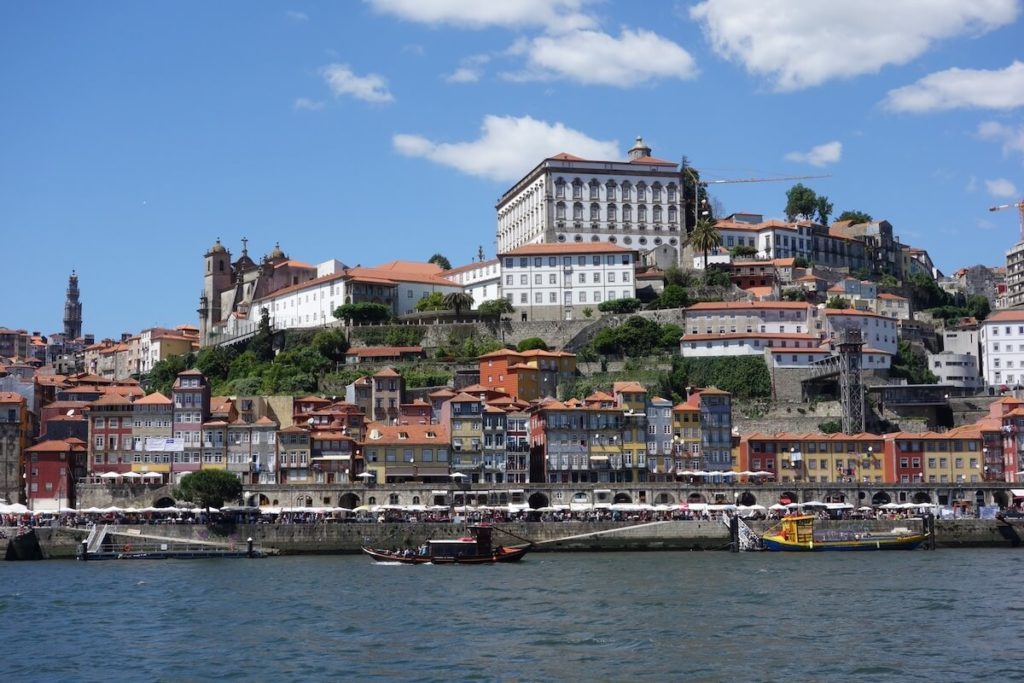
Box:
[24,438,87,511]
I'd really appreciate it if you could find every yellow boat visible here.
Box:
[761,514,927,551]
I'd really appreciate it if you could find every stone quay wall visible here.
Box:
[13,518,1020,559]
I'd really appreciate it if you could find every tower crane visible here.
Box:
[990,200,1024,241]
[704,174,831,185]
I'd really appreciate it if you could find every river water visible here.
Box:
[2,549,1022,682]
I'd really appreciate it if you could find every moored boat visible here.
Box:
[761,514,926,552]
[362,524,531,564]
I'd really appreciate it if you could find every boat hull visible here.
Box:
[362,545,530,564]
[761,534,926,551]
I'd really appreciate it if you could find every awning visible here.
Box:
[508,489,525,494]
[1011,489,1024,497]
[594,489,611,494]
[589,455,609,461]
[431,490,450,495]
[312,455,351,461]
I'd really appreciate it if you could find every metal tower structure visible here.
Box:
[838,328,865,434]
[63,270,82,340]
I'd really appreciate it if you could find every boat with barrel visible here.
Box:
[362,524,531,564]
[761,514,927,551]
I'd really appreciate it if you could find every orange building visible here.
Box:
[477,349,576,401]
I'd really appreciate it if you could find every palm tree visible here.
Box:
[443,291,475,318]
[689,218,722,270]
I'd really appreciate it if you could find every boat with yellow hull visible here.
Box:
[761,514,927,552]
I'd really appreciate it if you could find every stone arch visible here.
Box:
[368,496,377,505]
[687,492,707,504]
[654,492,675,505]
[872,491,892,505]
[339,492,360,510]
[528,492,549,509]
[736,491,757,506]
[153,496,176,508]
[388,493,400,505]
[271,498,279,506]
[912,491,932,504]
[412,496,420,505]
[613,492,632,504]
[975,489,987,507]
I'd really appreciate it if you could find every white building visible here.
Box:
[823,309,897,370]
[680,332,824,359]
[713,214,815,262]
[443,259,502,310]
[979,310,1024,388]
[683,301,823,338]
[498,243,637,321]
[928,351,983,390]
[496,137,685,264]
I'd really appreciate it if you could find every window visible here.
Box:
[593,273,601,283]
[520,293,528,303]
[534,274,542,284]
[505,275,512,285]
[535,292,542,303]
[549,274,557,284]
[520,275,528,285]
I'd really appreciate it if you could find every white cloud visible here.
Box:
[690,0,1019,91]
[884,61,1024,112]
[505,29,697,87]
[367,0,595,31]
[443,54,490,84]
[785,141,842,167]
[286,10,309,22]
[978,121,1024,157]
[320,64,394,103]
[966,175,978,193]
[293,97,325,111]
[393,115,619,182]
[986,178,1020,198]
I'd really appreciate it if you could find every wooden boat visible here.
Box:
[362,525,531,564]
[761,514,926,551]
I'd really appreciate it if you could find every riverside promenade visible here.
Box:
[8,517,1021,559]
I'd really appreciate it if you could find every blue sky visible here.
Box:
[2,0,1023,340]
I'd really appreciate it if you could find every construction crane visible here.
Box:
[705,174,830,185]
[990,200,1024,241]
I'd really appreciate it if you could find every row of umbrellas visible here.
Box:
[96,472,163,480]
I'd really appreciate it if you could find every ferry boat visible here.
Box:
[761,514,927,551]
[362,525,531,564]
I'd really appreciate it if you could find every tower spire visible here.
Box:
[63,270,83,340]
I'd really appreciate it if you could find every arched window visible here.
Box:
[667,183,677,202]
[389,493,399,504]
[412,495,420,504]
[555,179,566,199]
[556,202,566,220]
[652,183,662,202]
[636,182,647,202]
[605,181,617,201]
[668,206,678,223]
[590,203,600,221]
[621,182,631,201]
[572,180,583,199]
[638,205,647,223]
[589,180,600,200]
[573,202,583,220]
[623,204,632,222]
[607,203,617,223]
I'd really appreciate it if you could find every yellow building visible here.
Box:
[131,391,173,479]
[361,422,450,484]
[920,427,982,484]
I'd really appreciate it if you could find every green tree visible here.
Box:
[667,356,771,399]
[477,298,515,316]
[878,274,899,288]
[443,291,474,317]
[729,244,758,258]
[592,316,664,357]
[598,298,642,314]
[782,288,807,301]
[701,268,733,288]
[818,420,842,434]
[681,159,714,232]
[415,292,447,312]
[428,253,452,270]
[582,307,594,319]
[248,307,275,362]
[195,346,237,384]
[826,295,851,309]
[966,294,991,320]
[651,284,690,309]
[312,328,350,362]
[793,256,810,268]
[689,217,722,270]
[785,183,819,222]
[889,341,937,385]
[815,195,834,225]
[174,469,243,512]
[837,210,873,224]
[334,302,392,324]
[659,323,683,349]
[146,353,194,396]
[517,337,549,352]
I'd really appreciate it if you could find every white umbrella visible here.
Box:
[100,472,120,479]
[858,506,874,511]
[141,472,162,479]
[121,472,142,479]
[769,503,788,511]
[355,472,375,479]
[449,472,470,481]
